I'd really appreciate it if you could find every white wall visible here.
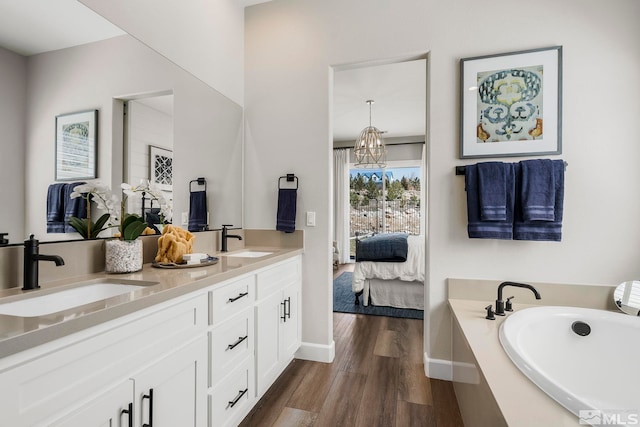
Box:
[24,35,243,240]
[80,0,246,106]
[245,0,640,366]
[0,46,26,243]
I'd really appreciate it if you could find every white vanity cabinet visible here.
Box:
[0,293,209,427]
[255,256,301,397]
[207,274,256,427]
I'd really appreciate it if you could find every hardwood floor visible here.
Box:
[240,264,463,427]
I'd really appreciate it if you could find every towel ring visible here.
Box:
[278,174,298,190]
[189,177,207,193]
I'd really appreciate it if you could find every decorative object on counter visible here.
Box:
[613,280,640,316]
[155,225,195,264]
[105,239,143,273]
[188,178,208,232]
[354,100,386,168]
[152,255,219,269]
[460,46,562,159]
[463,159,565,241]
[276,174,298,233]
[55,110,98,180]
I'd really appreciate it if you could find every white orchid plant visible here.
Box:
[69,180,171,241]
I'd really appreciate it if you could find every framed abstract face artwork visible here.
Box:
[459,46,562,159]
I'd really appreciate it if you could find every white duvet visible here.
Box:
[352,235,425,293]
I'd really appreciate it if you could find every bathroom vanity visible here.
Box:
[0,243,302,427]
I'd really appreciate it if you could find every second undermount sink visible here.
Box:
[0,280,156,317]
[224,251,273,258]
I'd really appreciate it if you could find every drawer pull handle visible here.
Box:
[285,297,291,319]
[228,292,248,303]
[228,388,249,408]
[142,388,154,427]
[121,402,133,427]
[281,300,287,322]
[227,335,248,350]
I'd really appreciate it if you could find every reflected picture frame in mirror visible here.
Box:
[613,280,640,316]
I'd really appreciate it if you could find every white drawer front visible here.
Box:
[209,275,255,326]
[255,257,300,299]
[209,309,254,386]
[209,357,254,427]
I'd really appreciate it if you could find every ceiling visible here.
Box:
[0,0,125,56]
[333,59,426,143]
[0,1,424,143]
[0,0,270,56]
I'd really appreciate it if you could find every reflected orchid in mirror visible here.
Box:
[68,181,117,239]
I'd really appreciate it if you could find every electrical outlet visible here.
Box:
[181,212,189,225]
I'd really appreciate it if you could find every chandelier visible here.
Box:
[354,100,386,168]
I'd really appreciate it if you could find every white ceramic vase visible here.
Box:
[105,239,143,273]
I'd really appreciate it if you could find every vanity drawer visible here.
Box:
[209,308,254,385]
[209,275,255,326]
[209,357,254,427]
[255,257,300,299]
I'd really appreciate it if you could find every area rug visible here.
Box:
[333,272,423,320]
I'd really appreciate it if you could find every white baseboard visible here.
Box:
[424,352,453,381]
[295,340,336,363]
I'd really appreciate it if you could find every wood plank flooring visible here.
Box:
[240,264,463,427]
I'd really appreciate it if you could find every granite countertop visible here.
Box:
[449,298,580,427]
[0,246,303,359]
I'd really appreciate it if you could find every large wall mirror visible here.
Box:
[0,1,243,245]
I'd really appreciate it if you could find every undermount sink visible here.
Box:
[0,280,156,317]
[224,251,273,258]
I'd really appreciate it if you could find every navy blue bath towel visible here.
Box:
[276,188,297,233]
[188,191,208,232]
[465,162,515,239]
[477,162,508,221]
[46,183,67,233]
[514,160,564,241]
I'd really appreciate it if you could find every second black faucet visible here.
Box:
[494,281,541,316]
[221,224,243,252]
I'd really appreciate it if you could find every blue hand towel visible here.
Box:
[276,188,297,233]
[46,183,67,233]
[520,159,556,221]
[465,163,515,239]
[188,191,208,232]
[477,162,508,221]
[514,160,565,241]
[64,182,87,233]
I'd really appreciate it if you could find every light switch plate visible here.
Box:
[181,212,189,226]
[306,211,316,227]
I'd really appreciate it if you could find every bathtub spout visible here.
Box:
[495,281,541,316]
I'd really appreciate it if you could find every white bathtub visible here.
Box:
[499,306,640,426]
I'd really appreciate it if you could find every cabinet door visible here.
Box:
[133,336,208,427]
[255,290,283,396]
[47,380,133,427]
[279,281,300,360]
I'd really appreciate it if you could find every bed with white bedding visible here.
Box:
[352,234,424,310]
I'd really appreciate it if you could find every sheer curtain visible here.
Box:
[333,149,350,264]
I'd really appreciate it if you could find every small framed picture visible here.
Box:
[55,110,98,180]
[460,46,562,159]
[149,145,173,191]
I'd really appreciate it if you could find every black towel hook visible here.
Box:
[278,173,298,190]
[189,177,207,192]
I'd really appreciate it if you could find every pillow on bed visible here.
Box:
[356,232,409,262]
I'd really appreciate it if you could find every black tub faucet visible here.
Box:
[23,234,65,290]
[494,281,541,316]
[221,225,242,252]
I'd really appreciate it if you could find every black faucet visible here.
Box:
[23,234,65,290]
[221,225,242,252]
[494,281,541,316]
